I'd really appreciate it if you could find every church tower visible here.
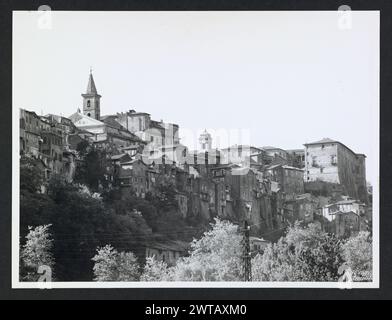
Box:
[82,69,101,120]
[199,129,212,151]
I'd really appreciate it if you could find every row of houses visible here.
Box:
[19,71,371,265]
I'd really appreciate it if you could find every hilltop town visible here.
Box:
[19,71,372,269]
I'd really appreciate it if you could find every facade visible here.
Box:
[45,114,77,148]
[283,193,317,224]
[322,198,366,222]
[116,157,149,198]
[20,109,42,157]
[304,138,367,203]
[266,164,304,196]
[40,122,64,174]
[220,145,264,166]
[262,146,289,161]
[147,143,189,165]
[286,149,305,168]
[115,110,180,147]
[333,211,361,238]
[20,109,67,176]
[321,197,366,238]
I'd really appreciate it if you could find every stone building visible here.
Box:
[115,110,180,147]
[115,156,149,198]
[304,138,367,203]
[40,121,64,174]
[262,146,289,162]
[69,111,145,154]
[210,164,283,239]
[220,145,264,166]
[20,109,42,157]
[20,109,67,176]
[322,197,366,222]
[283,193,317,225]
[266,163,304,196]
[286,149,305,168]
[45,114,77,148]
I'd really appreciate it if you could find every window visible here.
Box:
[321,144,325,149]
[87,100,90,107]
[150,136,154,142]
[87,113,91,117]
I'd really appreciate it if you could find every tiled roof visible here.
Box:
[304,138,337,145]
[304,138,365,158]
[102,116,127,131]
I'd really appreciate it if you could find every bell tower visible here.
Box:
[82,68,101,120]
[199,129,212,151]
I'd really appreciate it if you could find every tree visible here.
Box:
[172,218,242,281]
[140,257,171,281]
[252,222,344,281]
[20,224,55,282]
[74,148,109,192]
[341,231,372,281]
[92,245,140,281]
[20,155,45,193]
[20,156,56,240]
[46,176,112,281]
[150,178,178,212]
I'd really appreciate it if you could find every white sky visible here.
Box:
[13,11,379,184]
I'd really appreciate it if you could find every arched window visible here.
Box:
[87,113,91,117]
[87,100,90,107]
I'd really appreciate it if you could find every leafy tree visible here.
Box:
[74,148,109,192]
[92,245,140,281]
[252,222,344,281]
[106,210,153,257]
[140,256,171,281]
[20,192,55,241]
[149,178,178,212]
[297,233,344,281]
[172,218,242,281]
[46,177,112,281]
[341,231,372,281]
[20,224,55,282]
[20,155,45,193]
[76,140,90,156]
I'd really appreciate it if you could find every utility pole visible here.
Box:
[242,204,252,281]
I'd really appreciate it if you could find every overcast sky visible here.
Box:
[13,11,379,184]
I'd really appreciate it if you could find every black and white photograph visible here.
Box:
[12,9,379,289]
